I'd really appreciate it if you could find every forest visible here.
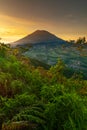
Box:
[0,42,87,130]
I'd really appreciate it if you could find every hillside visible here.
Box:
[0,42,87,130]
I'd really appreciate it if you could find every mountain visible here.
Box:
[11,30,67,47]
[10,30,87,79]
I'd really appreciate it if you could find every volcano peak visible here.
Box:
[11,30,66,47]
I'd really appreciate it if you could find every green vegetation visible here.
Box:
[0,42,87,130]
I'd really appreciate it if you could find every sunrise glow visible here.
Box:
[0,0,87,43]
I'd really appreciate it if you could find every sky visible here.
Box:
[0,0,87,43]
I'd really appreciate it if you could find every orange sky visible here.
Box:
[0,13,87,43]
[0,14,35,43]
[1,14,86,43]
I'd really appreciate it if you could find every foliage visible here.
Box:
[45,93,86,130]
[0,43,87,130]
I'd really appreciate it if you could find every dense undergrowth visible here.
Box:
[0,43,87,130]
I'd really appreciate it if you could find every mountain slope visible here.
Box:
[24,44,87,78]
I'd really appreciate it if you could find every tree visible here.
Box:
[76,37,87,44]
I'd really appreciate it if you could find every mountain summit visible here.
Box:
[11,30,66,47]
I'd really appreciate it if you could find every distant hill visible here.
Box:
[11,30,67,47]
[10,30,87,79]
